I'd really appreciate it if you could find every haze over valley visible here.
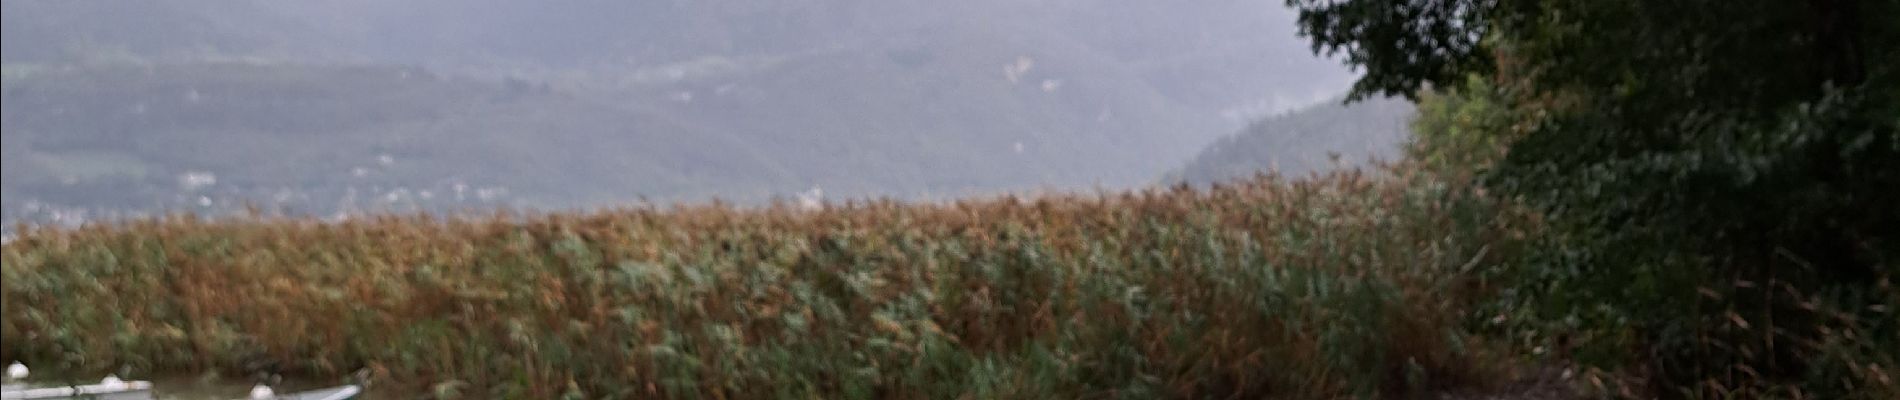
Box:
[2,0,1388,223]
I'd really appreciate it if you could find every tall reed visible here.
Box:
[2,168,1536,398]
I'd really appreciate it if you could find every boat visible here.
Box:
[1,363,359,400]
[245,384,362,400]
[0,375,155,400]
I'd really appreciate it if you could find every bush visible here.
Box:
[1406,78,1900,397]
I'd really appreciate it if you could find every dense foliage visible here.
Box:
[1294,0,1900,396]
[3,170,1538,398]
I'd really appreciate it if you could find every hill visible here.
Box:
[2,63,799,218]
[1170,97,1414,185]
[1,0,1358,223]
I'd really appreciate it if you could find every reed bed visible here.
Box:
[2,169,1537,398]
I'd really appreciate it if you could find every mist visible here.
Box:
[1,0,1367,223]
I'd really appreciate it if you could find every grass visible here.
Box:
[1,168,1543,398]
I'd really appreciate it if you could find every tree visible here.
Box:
[1288,0,1900,395]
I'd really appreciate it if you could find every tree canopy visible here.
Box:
[1290,0,1899,395]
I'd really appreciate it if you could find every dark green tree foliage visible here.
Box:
[1291,0,1900,395]
[1290,0,1494,100]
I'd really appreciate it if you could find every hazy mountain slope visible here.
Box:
[4,0,1352,120]
[2,0,1359,222]
[1171,97,1415,185]
[640,25,1226,198]
[1,64,801,215]
[0,0,344,64]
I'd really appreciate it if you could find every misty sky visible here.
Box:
[2,0,1364,221]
